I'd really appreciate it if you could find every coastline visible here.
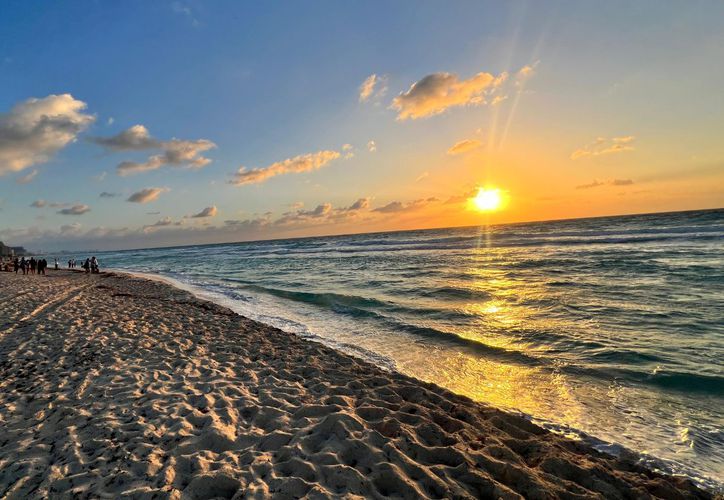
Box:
[0,270,714,498]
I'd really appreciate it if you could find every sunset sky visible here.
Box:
[1,1,723,251]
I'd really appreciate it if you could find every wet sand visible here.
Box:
[0,270,713,499]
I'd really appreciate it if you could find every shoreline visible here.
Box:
[109,268,723,493]
[0,270,715,498]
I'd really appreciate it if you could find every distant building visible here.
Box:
[0,241,27,257]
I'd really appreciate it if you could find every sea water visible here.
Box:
[93,209,724,489]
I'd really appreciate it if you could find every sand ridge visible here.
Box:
[0,271,713,499]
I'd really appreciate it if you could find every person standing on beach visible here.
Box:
[13,257,19,274]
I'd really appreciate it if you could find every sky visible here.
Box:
[1,0,723,251]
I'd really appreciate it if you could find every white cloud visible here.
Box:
[367,140,376,152]
[0,94,94,175]
[359,74,388,102]
[30,199,46,208]
[230,150,341,186]
[415,172,429,182]
[391,70,507,120]
[57,204,91,215]
[571,136,636,160]
[127,187,168,203]
[16,169,38,184]
[447,139,481,155]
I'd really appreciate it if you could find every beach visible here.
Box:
[0,270,714,499]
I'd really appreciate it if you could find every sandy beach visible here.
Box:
[0,270,713,499]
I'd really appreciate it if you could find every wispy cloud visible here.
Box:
[30,199,46,208]
[367,140,377,153]
[127,187,168,203]
[359,74,388,102]
[391,70,507,120]
[171,1,199,26]
[99,191,119,198]
[230,150,341,186]
[0,94,94,175]
[571,136,636,160]
[372,197,439,213]
[57,204,91,215]
[447,139,481,155]
[576,178,635,189]
[16,169,38,184]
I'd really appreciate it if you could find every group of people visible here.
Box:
[69,256,100,273]
[0,255,101,274]
[10,256,57,275]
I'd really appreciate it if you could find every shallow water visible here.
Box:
[93,209,724,488]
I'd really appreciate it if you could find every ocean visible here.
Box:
[93,208,723,489]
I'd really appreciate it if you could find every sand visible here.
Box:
[0,270,714,499]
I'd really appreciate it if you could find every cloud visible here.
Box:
[0,94,95,175]
[576,178,635,189]
[93,171,107,182]
[127,187,168,203]
[89,124,159,151]
[346,197,370,211]
[2,194,453,251]
[16,169,38,184]
[342,143,354,159]
[391,70,507,120]
[99,191,119,198]
[189,206,218,218]
[230,150,341,186]
[57,204,91,215]
[30,199,46,208]
[359,74,388,102]
[447,139,481,155]
[415,172,429,182]
[91,125,216,176]
[116,138,216,176]
[491,95,508,105]
[372,197,439,213]
[275,197,371,226]
[367,140,376,152]
[575,180,605,190]
[515,62,539,87]
[172,1,200,26]
[571,136,636,160]
[142,216,179,233]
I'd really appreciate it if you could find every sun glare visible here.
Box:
[471,187,504,212]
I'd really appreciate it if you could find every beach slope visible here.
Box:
[0,271,712,499]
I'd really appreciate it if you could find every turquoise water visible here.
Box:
[93,209,723,488]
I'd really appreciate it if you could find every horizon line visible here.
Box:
[20,205,723,255]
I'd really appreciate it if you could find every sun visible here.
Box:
[471,187,504,212]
